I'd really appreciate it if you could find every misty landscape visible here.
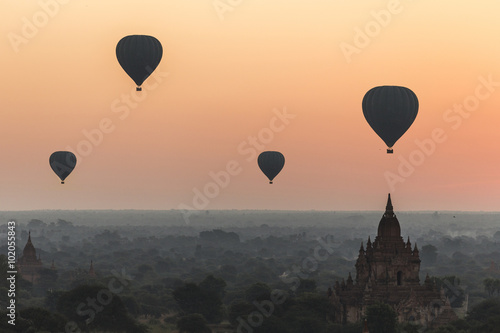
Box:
[3,208,500,332]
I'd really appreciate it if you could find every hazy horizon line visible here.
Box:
[2,209,500,213]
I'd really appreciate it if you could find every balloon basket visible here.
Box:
[387,148,393,154]
[61,181,65,184]
[136,87,142,91]
[269,181,273,184]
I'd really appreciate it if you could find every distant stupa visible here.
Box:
[89,260,96,278]
[362,319,369,333]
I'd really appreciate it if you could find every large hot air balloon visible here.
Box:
[258,151,285,184]
[49,151,77,184]
[362,86,418,153]
[116,35,163,91]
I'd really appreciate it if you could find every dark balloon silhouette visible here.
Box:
[258,151,285,184]
[362,86,419,153]
[116,35,163,91]
[49,151,77,184]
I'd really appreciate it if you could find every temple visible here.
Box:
[328,194,457,328]
[17,231,43,283]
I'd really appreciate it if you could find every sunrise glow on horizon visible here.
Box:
[2,1,500,211]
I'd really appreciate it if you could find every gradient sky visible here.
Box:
[2,1,500,211]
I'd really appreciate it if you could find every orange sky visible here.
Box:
[1,1,500,211]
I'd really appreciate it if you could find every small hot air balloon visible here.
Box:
[362,86,419,153]
[258,151,285,184]
[49,151,77,184]
[116,35,163,91]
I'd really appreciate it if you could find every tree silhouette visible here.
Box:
[19,307,66,332]
[199,274,227,299]
[365,302,397,333]
[245,282,271,302]
[421,245,438,265]
[56,284,147,333]
[177,313,211,333]
[173,282,224,323]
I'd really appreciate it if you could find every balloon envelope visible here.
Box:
[49,151,77,184]
[116,35,163,91]
[258,151,285,184]
[362,86,418,153]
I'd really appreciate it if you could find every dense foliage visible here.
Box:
[3,212,500,332]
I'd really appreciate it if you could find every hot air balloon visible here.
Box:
[116,35,163,91]
[49,151,77,184]
[362,86,418,153]
[258,151,285,184]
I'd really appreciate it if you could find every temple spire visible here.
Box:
[385,193,394,217]
[362,318,370,333]
[347,272,353,286]
[367,236,372,248]
[413,243,420,257]
[89,260,96,277]
[378,194,400,237]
